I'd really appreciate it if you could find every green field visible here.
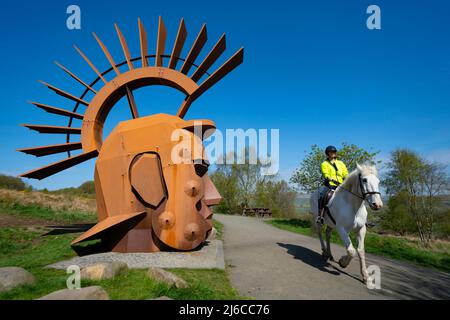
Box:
[267,218,450,273]
[0,195,240,300]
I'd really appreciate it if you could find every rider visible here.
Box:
[317,145,349,224]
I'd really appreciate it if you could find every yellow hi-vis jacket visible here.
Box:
[321,159,348,187]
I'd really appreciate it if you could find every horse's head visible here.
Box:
[356,163,383,210]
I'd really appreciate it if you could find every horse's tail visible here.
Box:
[309,190,320,230]
[309,190,319,216]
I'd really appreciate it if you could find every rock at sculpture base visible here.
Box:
[147,267,189,289]
[151,295,173,300]
[81,261,128,280]
[207,227,218,240]
[37,286,109,300]
[0,267,35,293]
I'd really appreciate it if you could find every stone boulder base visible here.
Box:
[147,267,189,289]
[0,267,36,293]
[81,261,128,280]
[151,295,173,300]
[37,286,109,300]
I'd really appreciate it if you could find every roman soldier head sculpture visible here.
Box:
[18,17,244,252]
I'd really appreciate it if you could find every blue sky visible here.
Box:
[0,0,449,190]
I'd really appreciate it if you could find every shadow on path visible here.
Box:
[277,242,364,284]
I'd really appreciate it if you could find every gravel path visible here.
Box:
[215,214,450,300]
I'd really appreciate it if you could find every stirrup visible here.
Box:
[316,216,324,225]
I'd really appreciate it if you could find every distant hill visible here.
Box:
[0,174,95,198]
[0,188,96,213]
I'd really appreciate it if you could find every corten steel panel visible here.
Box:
[29,101,84,119]
[125,86,139,119]
[39,81,89,106]
[180,24,207,75]
[130,153,167,208]
[168,18,187,69]
[191,34,226,82]
[20,150,98,180]
[18,17,244,253]
[93,32,121,75]
[203,175,222,206]
[17,142,82,157]
[72,211,147,244]
[138,18,149,67]
[115,23,134,70]
[22,124,81,134]
[54,62,97,94]
[155,16,167,67]
[74,45,108,83]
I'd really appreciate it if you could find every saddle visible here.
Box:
[317,188,336,224]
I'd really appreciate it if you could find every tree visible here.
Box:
[210,148,297,217]
[210,163,241,214]
[0,174,27,191]
[379,192,416,236]
[254,180,297,217]
[290,143,380,193]
[382,149,450,246]
[78,181,95,196]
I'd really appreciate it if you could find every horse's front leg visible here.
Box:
[356,225,369,283]
[336,226,356,268]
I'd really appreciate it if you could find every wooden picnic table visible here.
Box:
[242,207,272,218]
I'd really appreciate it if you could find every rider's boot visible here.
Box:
[316,209,324,225]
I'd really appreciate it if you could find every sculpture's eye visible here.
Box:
[194,159,209,177]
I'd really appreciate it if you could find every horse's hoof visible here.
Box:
[338,257,348,268]
[362,273,369,284]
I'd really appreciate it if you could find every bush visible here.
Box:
[254,180,297,217]
[0,174,27,191]
[52,181,96,198]
[78,181,95,196]
[434,209,450,239]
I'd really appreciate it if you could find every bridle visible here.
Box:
[340,173,381,201]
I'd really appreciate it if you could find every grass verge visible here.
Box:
[267,218,450,273]
[0,226,240,300]
[213,219,224,240]
[0,198,96,223]
[0,197,240,300]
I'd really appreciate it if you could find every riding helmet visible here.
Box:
[325,145,337,155]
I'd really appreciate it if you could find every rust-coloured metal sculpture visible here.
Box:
[18,17,243,252]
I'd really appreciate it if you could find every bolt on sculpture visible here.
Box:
[18,17,244,252]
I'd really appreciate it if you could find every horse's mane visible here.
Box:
[340,164,378,189]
